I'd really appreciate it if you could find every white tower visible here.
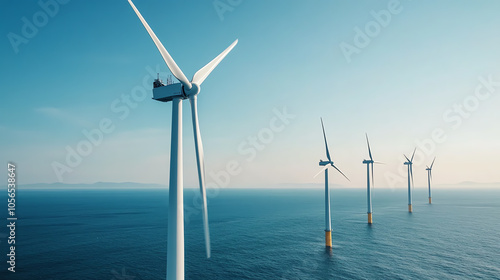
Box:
[128,1,238,279]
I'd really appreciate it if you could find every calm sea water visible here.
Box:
[1,188,499,279]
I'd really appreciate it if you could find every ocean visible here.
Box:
[1,188,499,279]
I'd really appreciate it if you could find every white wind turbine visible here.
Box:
[403,148,416,213]
[314,118,349,247]
[127,1,238,279]
[362,134,382,224]
[426,157,436,204]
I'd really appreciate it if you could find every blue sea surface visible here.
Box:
[0,188,499,279]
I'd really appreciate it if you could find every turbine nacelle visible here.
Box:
[319,160,332,166]
[151,79,201,102]
[152,82,186,102]
[363,159,373,164]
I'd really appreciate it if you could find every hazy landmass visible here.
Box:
[10,182,167,190]
[4,181,499,190]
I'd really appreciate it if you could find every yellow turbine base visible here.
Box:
[408,204,413,213]
[368,213,373,224]
[429,197,432,204]
[325,230,332,247]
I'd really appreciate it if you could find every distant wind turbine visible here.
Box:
[362,134,382,224]
[403,148,416,213]
[426,157,436,204]
[314,118,349,247]
[127,1,238,279]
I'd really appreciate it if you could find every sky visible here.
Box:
[1,0,500,189]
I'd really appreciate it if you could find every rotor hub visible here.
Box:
[184,83,201,97]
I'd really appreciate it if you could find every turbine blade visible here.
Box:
[189,96,210,258]
[430,157,436,169]
[404,154,411,162]
[430,170,433,181]
[313,165,329,178]
[320,118,332,162]
[365,133,373,161]
[331,164,350,182]
[373,161,385,164]
[192,39,238,86]
[410,148,416,162]
[128,0,192,89]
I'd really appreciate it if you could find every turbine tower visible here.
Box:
[314,118,349,247]
[363,134,381,224]
[127,1,238,279]
[426,157,436,204]
[403,148,416,213]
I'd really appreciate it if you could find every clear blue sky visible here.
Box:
[1,0,500,189]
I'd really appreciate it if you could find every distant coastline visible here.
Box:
[2,181,499,190]
[4,182,167,190]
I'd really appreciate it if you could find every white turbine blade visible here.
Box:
[189,96,210,258]
[430,157,436,169]
[410,148,416,162]
[373,161,385,164]
[331,164,350,182]
[128,0,192,89]
[320,118,332,162]
[365,133,373,161]
[313,165,329,178]
[404,154,411,162]
[192,39,238,86]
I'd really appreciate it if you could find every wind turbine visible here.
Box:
[314,118,349,248]
[426,157,436,204]
[363,134,382,224]
[127,1,237,279]
[403,148,416,213]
